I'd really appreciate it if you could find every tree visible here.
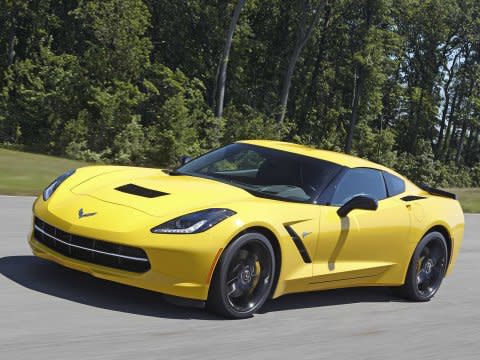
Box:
[277,0,325,123]
[72,0,152,83]
[345,0,399,153]
[215,0,247,118]
[0,0,480,186]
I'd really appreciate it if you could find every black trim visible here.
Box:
[33,217,150,273]
[382,171,406,197]
[381,171,389,196]
[115,183,169,198]
[416,183,457,200]
[284,225,312,263]
[401,195,427,202]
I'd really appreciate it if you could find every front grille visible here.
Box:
[33,217,150,273]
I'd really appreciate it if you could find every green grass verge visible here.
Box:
[445,188,480,214]
[0,148,87,196]
[1,148,479,213]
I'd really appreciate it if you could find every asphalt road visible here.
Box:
[0,196,479,360]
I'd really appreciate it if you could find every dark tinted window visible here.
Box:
[178,143,342,203]
[330,168,387,206]
[383,171,406,197]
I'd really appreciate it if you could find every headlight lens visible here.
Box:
[43,169,76,201]
[151,208,236,234]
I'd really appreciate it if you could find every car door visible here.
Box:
[310,168,411,287]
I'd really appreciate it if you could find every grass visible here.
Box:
[445,188,480,214]
[1,148,479,213]
[0,148,87,196]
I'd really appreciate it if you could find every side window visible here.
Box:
[330,168,387,206]
[383,171,406,197]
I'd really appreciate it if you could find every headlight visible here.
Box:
[43,169,76,201]
[151,208,236,234]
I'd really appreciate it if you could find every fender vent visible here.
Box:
[284,225,312,263]
[115,184,169,198]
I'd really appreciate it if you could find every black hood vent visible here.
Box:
[115,184,169,198]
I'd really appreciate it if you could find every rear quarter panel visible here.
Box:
[407,196,464,276]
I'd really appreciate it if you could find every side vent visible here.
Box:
[284,225,312,263]
[115,184,169,198]
[401,195,427,202]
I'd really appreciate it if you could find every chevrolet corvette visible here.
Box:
[29,140,464,318]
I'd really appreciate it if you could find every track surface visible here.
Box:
[1,196,479,359]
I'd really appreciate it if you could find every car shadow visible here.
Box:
[0,255,405,319]
[0,255,220,320]
[260,286,405,314]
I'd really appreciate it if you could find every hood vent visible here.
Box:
[115,184,169,198]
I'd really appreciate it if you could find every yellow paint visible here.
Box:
[29,140,464,301]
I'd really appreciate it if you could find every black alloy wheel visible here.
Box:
[207,232,276,319]
[393,231,448,301]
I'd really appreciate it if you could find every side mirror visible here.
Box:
[179,156,192,166]
[337,195,378,217]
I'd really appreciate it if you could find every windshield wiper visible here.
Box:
[166,170,184,176]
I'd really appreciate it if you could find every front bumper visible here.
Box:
[29,235,212,300]
[29,199,227,301]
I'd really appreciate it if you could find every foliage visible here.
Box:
[222,105,288,143]
[0,0,479,185]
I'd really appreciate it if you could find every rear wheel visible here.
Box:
[394,231,448,301]
[207,232,275,319]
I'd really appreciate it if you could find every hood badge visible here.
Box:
[78,208,97,219]
[302,231,312,238]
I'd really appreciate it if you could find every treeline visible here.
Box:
[1,0,480,187]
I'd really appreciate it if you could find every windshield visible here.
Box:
[176,143,343,203]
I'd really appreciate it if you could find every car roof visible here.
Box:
[238,140,399,175]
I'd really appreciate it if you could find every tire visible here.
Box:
[207,232,276,319]
[393,231,448,301]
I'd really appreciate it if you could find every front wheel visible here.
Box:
[394,231,448,301]
[207,232,276,319]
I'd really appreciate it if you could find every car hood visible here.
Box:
[69,167,252,217]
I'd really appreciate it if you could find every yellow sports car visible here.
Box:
[29,140,464,318]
